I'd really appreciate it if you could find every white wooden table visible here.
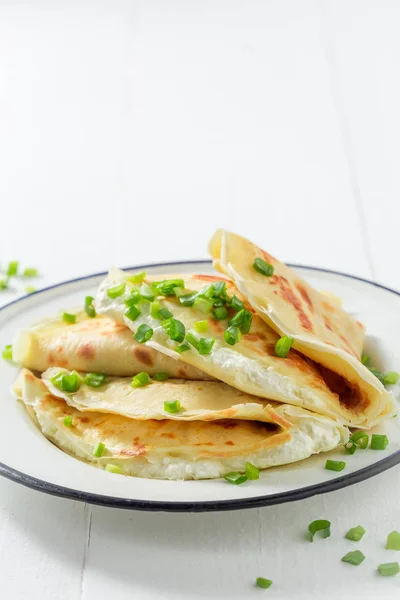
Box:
[1,1,400,598]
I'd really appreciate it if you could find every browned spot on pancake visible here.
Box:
[197,386,203,391]
[261,249,276,264]
[25,372,35,382]
[99,321,126,336]
[194,442,214,446]
[244,332,266,342]
[48,352,55,364]
[271,275,313,332]
[322,301,335,313]
[120,445,146,457]
[225,441,234,446]
[133,346,153,367]
[133,436,140,443]
[79,417,90,424]
[318,365,367,412]
[161,432,176,439]
[339,334,357,358]
[218,420,238,429]
[47,352,68,368]
[295,282,313,313]
[57,346,63,353]
[324,317,333,332]
[356,320,365,330]
[178,368,187,378]
[77,343,96,360]
[193,274,230,283]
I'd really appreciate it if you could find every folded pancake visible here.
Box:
[12,313,208,379]
[14,370,348,480]
[209,229,395,426]
[96,268,369,426]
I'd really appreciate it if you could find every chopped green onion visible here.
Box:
[230,296,244,311]
[153,372,169,381]
[125,305,141,322]
[275,335,294,358]
[51,371,81,393]
[370,434,389,450]
[173,287,185,297]
[212,299,225,308]
[126,271,146,284]
[84,373,106,388]
[131,372,151,388]
[107,282,126,299]
[186,332,199,350]
[124,291,142,306]
[255,578,272,589]
[62,312,77,324]
[361,353,370,366]
[386,531,400,550]
[308,519,331,542]
[139,282,155,301]
[25,286,37,294]
[378,562,400,577]
[383,371,400,385]
[162,318,186,343]
[23,267,38,278]
[253,257,274,277]
[134,324,153,343]
[84,295,96,318]
[6,261,18,277]
[63,415,73,427]
[224,325,242,346]
[325,459,346,472]
[210,281,228,298]
[179,292,198,307]
[93,442,105,457]
[194,320,208,333]
[105,464,122,474]
[176,343,190,354]
[345,526,366,542]
[193,297,213,315]
[2,344,12,361]
[153,279,184,296]
[245,462,259,480]
[344,440,357,455]
[159,307,173,320]
[164,400,181,413]
[150,301,161,318]
[224,472,248,485]
[213,306,228,320]
[350,431,369,449]
[369,368,385,384]
[198,337,215,356]
[229,308,253,334]
[0,278,8,290]
[341,550,365,566]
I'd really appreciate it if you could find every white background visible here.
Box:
[1,1,400,598]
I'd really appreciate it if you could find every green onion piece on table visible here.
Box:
[341,550,365,566]
[125,305,141,322]
[369,368,385,384]
[245,462,259,480]
[153,372,169,381]
[386,531,400,550]
[224,326,241,346]
[63,415,73,427]
[93,442,105,457]
[62,312,76,324]
[2,345,12,361]
[275,336,294,358]
[131,372,151,388]
[6,261,18,277]
[253,257,274,277]
[224,472,248,485]
[0,278,8,290]
[126,271,146,284]
[25,286,36,294]
[308,519,331,542]
[107,282,126,299]
[383,371,400,385]
[344,440,357,455]
[194,320,208,333]
[378,562,400,576]
[84,295,96,318]
[105,464,122,474]
[164,400,181,414]
[255,578,272,589]
[370,434,389,450]
[350,431,369,449]
[84,373,106,388]
[361,353,370,366]
[345,525,365,542]
[134,324,153,343]
[325,460,346,472]
[23,267,38,278]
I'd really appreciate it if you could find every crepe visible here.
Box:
[14,370,348,480]
[96,268,372,426]
[209,229,396,426]
[12,313,208,379]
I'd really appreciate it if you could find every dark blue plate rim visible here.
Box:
[1,260,399,512]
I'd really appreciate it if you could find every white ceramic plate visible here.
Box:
[1,261,399,512]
